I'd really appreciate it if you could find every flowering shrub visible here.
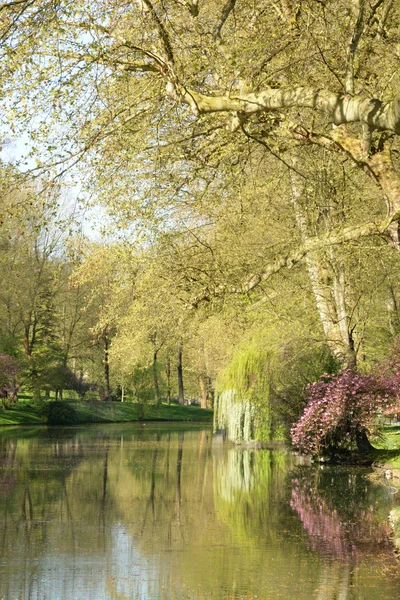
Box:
[291,367,400,456]
[0,353,19,408]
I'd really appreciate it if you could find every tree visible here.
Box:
[291,340,400,456]
[0,353,19,408]
[3,0,400,372]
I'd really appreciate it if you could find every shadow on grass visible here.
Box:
[0,400,213,427]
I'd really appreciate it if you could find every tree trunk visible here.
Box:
[207,385,214,409]
[199,374,207,408]
[199,374,213,408]
[103,334,111,401]
[177,340,185,405]
[355,429,375,453]
[166,356,171,405]
[387,283,400,336]
[152,349,160,405]
[290,174,357,368]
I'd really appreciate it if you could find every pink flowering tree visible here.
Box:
[0,353,19,409]
[291,363,400,456]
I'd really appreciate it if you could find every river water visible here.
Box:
[0,423,399,599]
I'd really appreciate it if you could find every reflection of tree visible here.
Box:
[0,438,17,499]
[1,428,400,600]
[290,467,398,600]
[175,431,184,526]
[290,468,394,560]
[315,564,352,600]
[140,438,159,535]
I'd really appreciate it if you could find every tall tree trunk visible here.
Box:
[199,374,213,408]
[166,356,171,405]
[387,283,400,336]
[152,349,160,405]
[103,333,111,401]
[290,175,357,367]
[199,374,207,408]
[207,385,214,409]
[177,339,185,405]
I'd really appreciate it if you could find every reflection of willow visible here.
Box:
[290,469,394,560]
[213,448,288,542]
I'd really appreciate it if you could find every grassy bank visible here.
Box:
[0,400,213,426]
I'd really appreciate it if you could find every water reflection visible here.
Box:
[290,467,394,559]
[290,467,399,600]
[0,425,398,599]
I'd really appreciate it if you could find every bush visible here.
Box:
[291,368,400,456]
[42,401,78,425]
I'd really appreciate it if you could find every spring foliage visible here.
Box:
[291,349,400,456]
[214,341,271,442]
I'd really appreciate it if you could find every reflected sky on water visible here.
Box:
[0,423,399,599]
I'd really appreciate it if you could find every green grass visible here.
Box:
[0,400,213,426]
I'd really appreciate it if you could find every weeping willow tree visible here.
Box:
[214,341,273,442]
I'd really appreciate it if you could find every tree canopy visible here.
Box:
[1,0,400,445]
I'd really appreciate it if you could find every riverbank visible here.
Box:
[0,400,213,426]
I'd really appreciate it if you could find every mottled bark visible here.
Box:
[290,177,357,367]
[178,86,400,135]
[332,130,400,247]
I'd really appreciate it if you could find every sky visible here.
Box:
[2,132,108,241]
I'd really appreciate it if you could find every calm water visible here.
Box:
[0,423,399,600]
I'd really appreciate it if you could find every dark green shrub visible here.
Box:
[42,401,78,425]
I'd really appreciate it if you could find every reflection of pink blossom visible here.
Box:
[290,480,392,560]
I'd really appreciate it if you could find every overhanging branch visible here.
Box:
[179,86,400,134]
[190,212,400,307]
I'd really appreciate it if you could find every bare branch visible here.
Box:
[345,0,366,95]
[141,0,175,66]
[213,0,237,40]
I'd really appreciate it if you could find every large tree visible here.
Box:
[2,0,400,366]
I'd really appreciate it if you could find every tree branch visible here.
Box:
[345,0,366,95]
[141,0,175,66]
[178,86,400,134]
[190,212,400,307]
[241,214,400,294]
[213,0,237,40]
